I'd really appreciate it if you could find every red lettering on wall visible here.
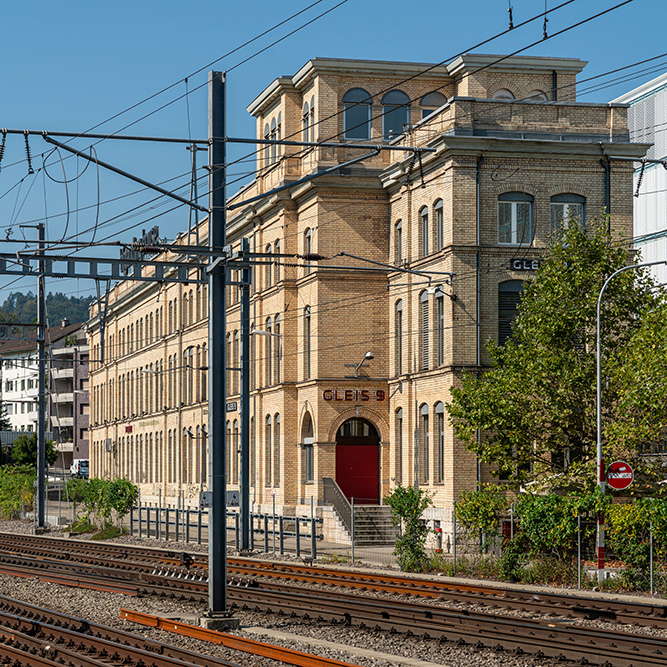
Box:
[375,390,385,401]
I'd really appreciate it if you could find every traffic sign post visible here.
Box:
[606,460,634,491]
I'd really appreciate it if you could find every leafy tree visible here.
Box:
[447,221,667,493]
[454,485,507,552]
[384,483,433,572]
[0,290,93,325]
[11,433,57,466]
[0,404,11,432]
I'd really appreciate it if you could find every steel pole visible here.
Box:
[596,259,667,584]
[207,70,229,617]
[240,238,251,551]
[37,222,46,529]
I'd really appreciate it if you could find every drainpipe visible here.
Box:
[600,155,611,229]
[475,155,484,490]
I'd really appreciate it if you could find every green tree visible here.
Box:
[11,433,57,466]
[447,220,667,493]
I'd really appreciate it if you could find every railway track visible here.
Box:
[1,533,667,665]
[1,531,666,629]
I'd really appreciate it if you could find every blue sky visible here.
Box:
[0,0,659,306]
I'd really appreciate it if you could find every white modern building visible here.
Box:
[614,74,667,284]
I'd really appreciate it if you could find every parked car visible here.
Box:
[70,459,89,478]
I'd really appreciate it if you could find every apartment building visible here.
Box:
[0,320,90,468]
[614,74,667,284]
[87,53,644,530]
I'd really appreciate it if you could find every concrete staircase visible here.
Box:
[352,505,399,546]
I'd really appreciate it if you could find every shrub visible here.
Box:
[384,484,433,572]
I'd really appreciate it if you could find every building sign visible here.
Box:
[606,460,634,490]
[120,226,160,274]
[226,401,238,412]
[322,389,385,402]
[510,258,541,271]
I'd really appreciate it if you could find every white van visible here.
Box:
[70,459,89,478]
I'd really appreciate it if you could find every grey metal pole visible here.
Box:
[351,497,355,564]
[596,260,667,584]
[207,68,229,618]
[577,513,581,590]
[650,520,654,595]
[37,222,46,530]
[240,238,251,551]
[452,503,457,573]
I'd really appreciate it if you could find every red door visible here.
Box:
[335,418,380,503]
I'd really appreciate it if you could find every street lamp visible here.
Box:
[596,259,667,583]
[344,350,374,378]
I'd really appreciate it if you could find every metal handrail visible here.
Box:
[322,477,351,533]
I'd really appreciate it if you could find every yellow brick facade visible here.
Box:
[88,54,646,528]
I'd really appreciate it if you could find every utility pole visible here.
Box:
[205,70,236,627]
[37,222,46,530]
[240,238,251,551]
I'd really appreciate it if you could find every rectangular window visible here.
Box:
[550,202,584,233]
[421,414,429,484]
[421,298,429,371]
[436,412,444,483]
[498,201,532,245]
[436,295,444,366]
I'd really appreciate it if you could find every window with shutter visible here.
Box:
[498,280,524,344]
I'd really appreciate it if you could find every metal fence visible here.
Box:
[129,505,322,559]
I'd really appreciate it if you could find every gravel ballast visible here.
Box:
[0,519,640,667]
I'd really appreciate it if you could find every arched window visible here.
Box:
[395,220,403,264]
[270,118,277,164]
[420,403,429,484]
[420,206,429,257]
[499,280,525,345]
[265,415,272,487]
[434,199,444,251]
[274,413,281,487]
[493,89,515,100]
[435,402,445,483]
[266,317,272,386]
[304,306,311,380]
[183,293,189,327]
[302,412,314,482]
[395,300,403,376]
[264,123,270,166]
[266,244,273,289]
[304,228,312,275]
[276,112,282,156]
[233,331,239,395]
[201,344,207,401]
[526,89,548,101]
[498,192,533,246]
[420,91,447,119]
[309,96,315,141]
[382,90,410,140]
[395,407,403,484]
[302,101,310,142]
[435,285,445,366]
[226,333,232,395]
[274,314,281,384]
[550,193,585,233]
[343,88,372,140]
[188,289,194,325]
[274,239,281,283]
[420,291,429,371]
[233,420,239,484]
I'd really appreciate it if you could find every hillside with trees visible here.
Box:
[0,291,94,325]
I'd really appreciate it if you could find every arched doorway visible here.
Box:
[335,418,380,504]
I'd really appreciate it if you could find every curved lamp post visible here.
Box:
[596,260,667,583]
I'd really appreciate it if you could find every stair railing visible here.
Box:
[322,477,352,534]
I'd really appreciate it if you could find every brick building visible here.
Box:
[87,54,644,535]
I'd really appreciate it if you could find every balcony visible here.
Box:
[51,368,73,380]
[51,416,73,428]
[51,393,73,404]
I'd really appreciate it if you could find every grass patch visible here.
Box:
[69,518,97,534]
[320,552,354,564]
[91,524,126,540]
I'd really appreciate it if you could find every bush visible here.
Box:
[0,466,36,518]
[11,434,57,466]
[384,484,433,572]
[65,477,138,529]
[455,485,507,552]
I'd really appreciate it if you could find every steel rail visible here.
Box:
[1,533,667,628]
